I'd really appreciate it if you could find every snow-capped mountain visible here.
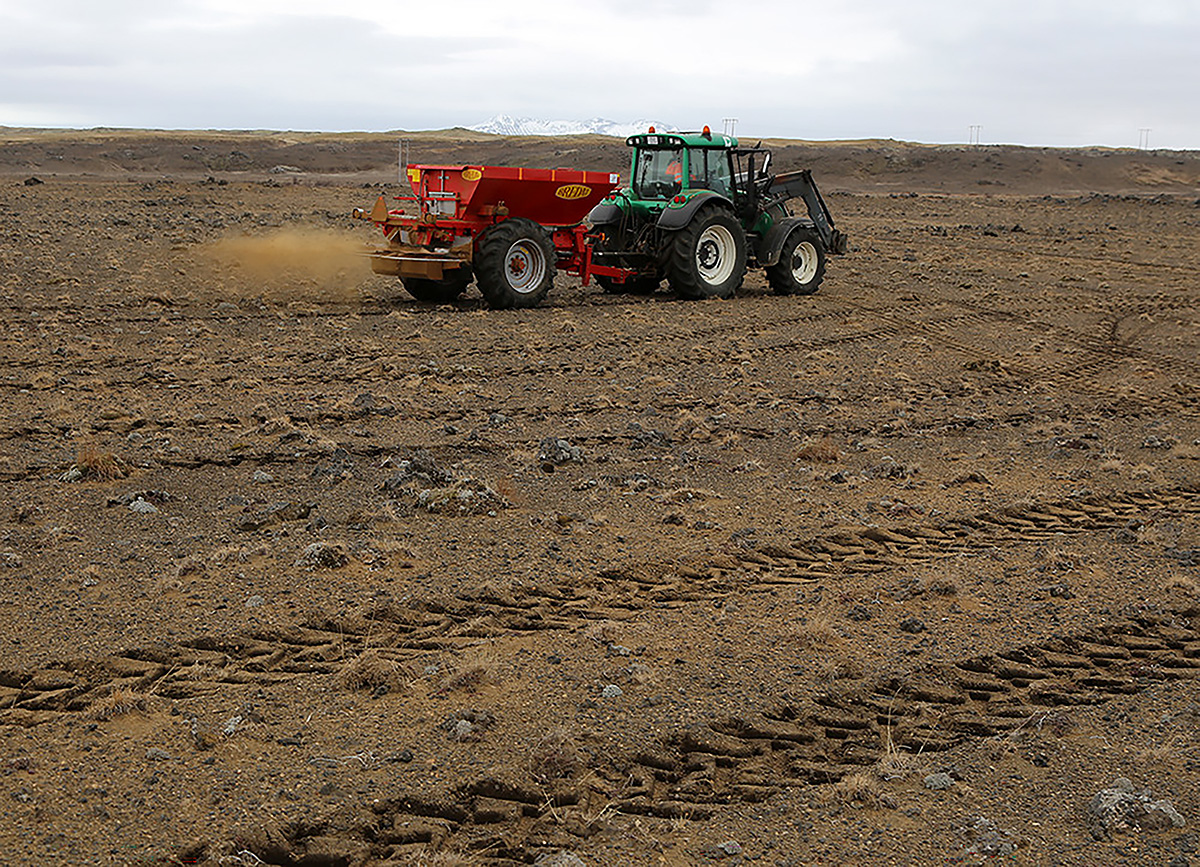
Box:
[469,115,677,138]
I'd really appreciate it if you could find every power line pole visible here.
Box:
[968,125,982,146]
[1138,128,1151,150]
[722,117,738,137]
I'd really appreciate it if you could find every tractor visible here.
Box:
[354,127,847,307]
[588,126,848,299]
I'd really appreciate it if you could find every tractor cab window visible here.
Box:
[686,148,733,198]
[634,147,683,199]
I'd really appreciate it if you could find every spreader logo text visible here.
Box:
[555,184,591,200]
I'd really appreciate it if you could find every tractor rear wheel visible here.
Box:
[767,228,825,296]
[668,206,746,300]
[402,267,472,303]
[475,218,555,309]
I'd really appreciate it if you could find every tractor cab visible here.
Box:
[626,129,738,203]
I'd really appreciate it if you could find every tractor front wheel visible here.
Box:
[475,218,555,309]
[402,267,472,303]
[668,207,747,300]
[767,228,826,296]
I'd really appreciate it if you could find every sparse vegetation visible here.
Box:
[69,442,129,481]
[338,649,413,693]
[876,730,925,780]
[785,612,838,649]
[830,771,894,808]
[796,436,841,463]
[437,646,499,694]
[530,728,579,783]
[86,688,148,720]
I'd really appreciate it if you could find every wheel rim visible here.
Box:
[790,240,819,284]
[504,240,547,294]
[695,224,736,285]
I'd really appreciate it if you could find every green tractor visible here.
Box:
[587,127,849,299]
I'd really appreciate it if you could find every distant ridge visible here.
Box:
[469,115,678,138]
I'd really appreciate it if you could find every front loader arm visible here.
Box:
[767,170,848,254]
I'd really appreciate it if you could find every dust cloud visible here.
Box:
[201,227,373,301]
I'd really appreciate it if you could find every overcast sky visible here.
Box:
[2,0,1198,149]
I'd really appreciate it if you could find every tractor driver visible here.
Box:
[663,153,683,194]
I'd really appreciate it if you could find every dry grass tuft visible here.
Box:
[928,579,958,596]
[785,613,839,650]
[876,730,925,780]
[530,728,579,783]
[1166,574,1198,596]
[437,647,499,694]
[815,657,865,683]
[86,688,148,720]
[831,771,894,808]
[338,649,412,693]
[796,436,841,463]
[75,443,129,481]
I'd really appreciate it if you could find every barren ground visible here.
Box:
[1,129,1199,866]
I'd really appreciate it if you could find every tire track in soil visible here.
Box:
[4,487,1192,720]
[1,488,1196,863]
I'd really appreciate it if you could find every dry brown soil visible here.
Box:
[1,129,1199,866]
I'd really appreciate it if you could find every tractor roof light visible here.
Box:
[702,125,711,138]
[648,125,656,134]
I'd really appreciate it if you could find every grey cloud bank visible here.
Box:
[1,0,1197,149]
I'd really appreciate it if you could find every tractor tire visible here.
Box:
[402,267,472,303]
[767,228,826,296]
[474,218,555,309]
[667,206,747,300]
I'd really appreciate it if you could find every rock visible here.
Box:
[1,551,23,569]
[600,684,623,699]
[312,447,356,484]
[128,497,159,514]
[268,165,302,174]
[539,437,583,465]
[1088,777,1186,839]
[145,747,172,761]
[24,176,43,186]
[846,604,872,622]
[294,542,349,570]
[924,772,954,790]
[440,709,495,742]
[962,817,1018,858]
[245,595,265,608]
[900,618,926,634]
[415,478,507,516]
[380,449,454,489]
[222,715,243,736]
[190,718,218,751]
[716,840,743,856]
[252,469,274,483]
